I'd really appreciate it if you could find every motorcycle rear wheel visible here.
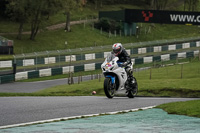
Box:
[104,78,115,99]
[127,77,138,98]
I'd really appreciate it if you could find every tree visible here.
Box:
[145,0,168,10]
[6,0,30,40]
[6,0,63,40]
[94,18,122,33]
[145,0,154,8]
[152,0,168,10]
[0,0,9,18]
[62,0,79,32]
[29,0,62,40]
[184,0,199,11]
[45,0,63,20]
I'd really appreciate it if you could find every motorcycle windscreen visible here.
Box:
[106,53,115,62]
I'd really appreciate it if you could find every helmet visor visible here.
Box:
[113,48,121,54]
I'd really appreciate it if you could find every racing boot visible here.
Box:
[125,75,135,93]
[128,74,135,86]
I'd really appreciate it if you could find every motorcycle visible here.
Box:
[101,53,138,98]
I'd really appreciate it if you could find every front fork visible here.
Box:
[106,75,116,91]
[106,75,115,84]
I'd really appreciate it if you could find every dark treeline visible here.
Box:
[0,0,80,40]
[0,0,8,17]
[0,0,199,41]
[1,0,199,18]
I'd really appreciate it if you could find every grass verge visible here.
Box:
[0,79,105,97]
[138,78,200,97]
[157,100,200,118]
[1,61,200,97]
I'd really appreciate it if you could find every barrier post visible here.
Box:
[98,74,100,82]
[57,50,60,68]
[13,55,16,74]
[150,68,152,80]
[46,51,49,68]
[68,73,71,85]
[13,63,16,74]
[71,73,73,84]
[34,52,38,70]
[91,73,93,80]
[181,64,183,79]
[78,75,80,84]
[199,49,200,61]
[23,54,25,71]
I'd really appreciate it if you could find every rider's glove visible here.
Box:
[122,62,128,67]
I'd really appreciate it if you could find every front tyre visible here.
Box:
[104,78,115,98]
[127,77,138,98]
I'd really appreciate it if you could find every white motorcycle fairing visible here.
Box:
[101,53,128,91]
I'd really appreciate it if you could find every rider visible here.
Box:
[112,43,134,85]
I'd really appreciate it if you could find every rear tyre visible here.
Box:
[104,78,115,99]
[127,77,138,98]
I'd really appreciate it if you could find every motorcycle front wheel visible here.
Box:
[104,78,115,99]
[127,77,138,98]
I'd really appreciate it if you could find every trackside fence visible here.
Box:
[0,37,200,84]
[1,40,199,71]
[0,49,199,84]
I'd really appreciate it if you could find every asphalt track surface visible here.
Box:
[0,76,199,129]
[0,96,198,127]
[2,108,200,133]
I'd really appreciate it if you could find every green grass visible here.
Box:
[157,100,200,118]
[0,3,200,55]
[1,59,200,97]
[3,24,134,54]
[3,23,200,54]
[0,79,105,97]
[136,60,200,97]
[138,78,200,97]
[0,55,13,61]
[35,79,104,96]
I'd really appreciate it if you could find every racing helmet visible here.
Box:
[112,43,123,56]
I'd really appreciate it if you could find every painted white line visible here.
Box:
[0,105,156,129]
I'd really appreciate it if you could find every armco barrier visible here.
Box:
[1,41,199,69]
[0,74,15,84]
[0,49,198,83]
